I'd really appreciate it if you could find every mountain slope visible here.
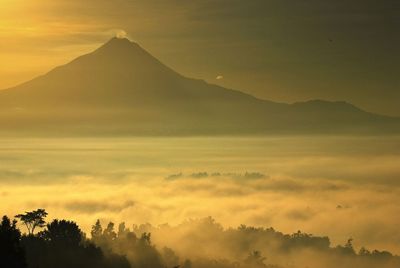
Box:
[0,37,398,136]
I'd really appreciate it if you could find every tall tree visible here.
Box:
[91,219,103,240]
[42,220,82,247]
[0,215,27,268]
[15,209,48,235]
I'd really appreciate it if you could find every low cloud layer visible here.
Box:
[1,136,400,254]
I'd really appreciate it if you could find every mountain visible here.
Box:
[0,37,399,136]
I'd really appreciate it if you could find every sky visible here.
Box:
[0,0,399,116]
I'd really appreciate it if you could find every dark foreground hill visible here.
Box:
[0,37,398,136]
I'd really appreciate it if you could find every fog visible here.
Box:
[1,136,400,257]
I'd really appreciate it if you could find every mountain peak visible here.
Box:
[0,35,397,136]
[87,36,168,68]
[98,37,140,52]
[108,36,133,44]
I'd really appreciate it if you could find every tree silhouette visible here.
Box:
[0,216,26,268]
[139,232,151,245]
[15,209,48,235]
[244,251,267,268]
[41,219,82,247]
[3,211,400,268]
[118,222,129,238]
[162,247,180,268]
[104,222,117,242]
[182,259,192,268]
[24,219,130,268]
[335,238,356,256]
[91,219,103,240]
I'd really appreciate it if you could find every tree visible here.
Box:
[23,218,130,268]
[335,238,356,255]
[359,247,371,256]
[0,215,27,268]
[344,238,356,255]
[41,219,82,247]
[15,209,48,235]
[244,251,267,268]
[182,259,192,268]
[118,222,129,238]
[139,232,151,245]
[162,247,180,268]
[104,222,117,242]
[91,219,103,240]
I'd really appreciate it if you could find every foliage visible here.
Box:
[2,210,400,268]
[0,216,26,268]
[15,209,48,235]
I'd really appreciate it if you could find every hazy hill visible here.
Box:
[0,37,398,136]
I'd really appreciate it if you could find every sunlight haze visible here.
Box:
[0,0,398,115]
[0,2,399,268]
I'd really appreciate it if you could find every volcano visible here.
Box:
[0,37,398,136]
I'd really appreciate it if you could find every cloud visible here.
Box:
[164,171,268,181]
[64,200,135,214]
[165,173,183,180]
[286,207,317,221]
[190,172,209,178]
[2,137,400,253]
[115,29,128,39]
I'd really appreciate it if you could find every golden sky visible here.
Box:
[0,0,399,115]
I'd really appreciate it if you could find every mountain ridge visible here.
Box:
[0,37,398,136]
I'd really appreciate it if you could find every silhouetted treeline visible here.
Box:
[0,211,129,268]
[1,210,400,268]
[0,216,26,268]
[111,217,400,268]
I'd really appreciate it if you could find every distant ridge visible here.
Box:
[0,37,399,136]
